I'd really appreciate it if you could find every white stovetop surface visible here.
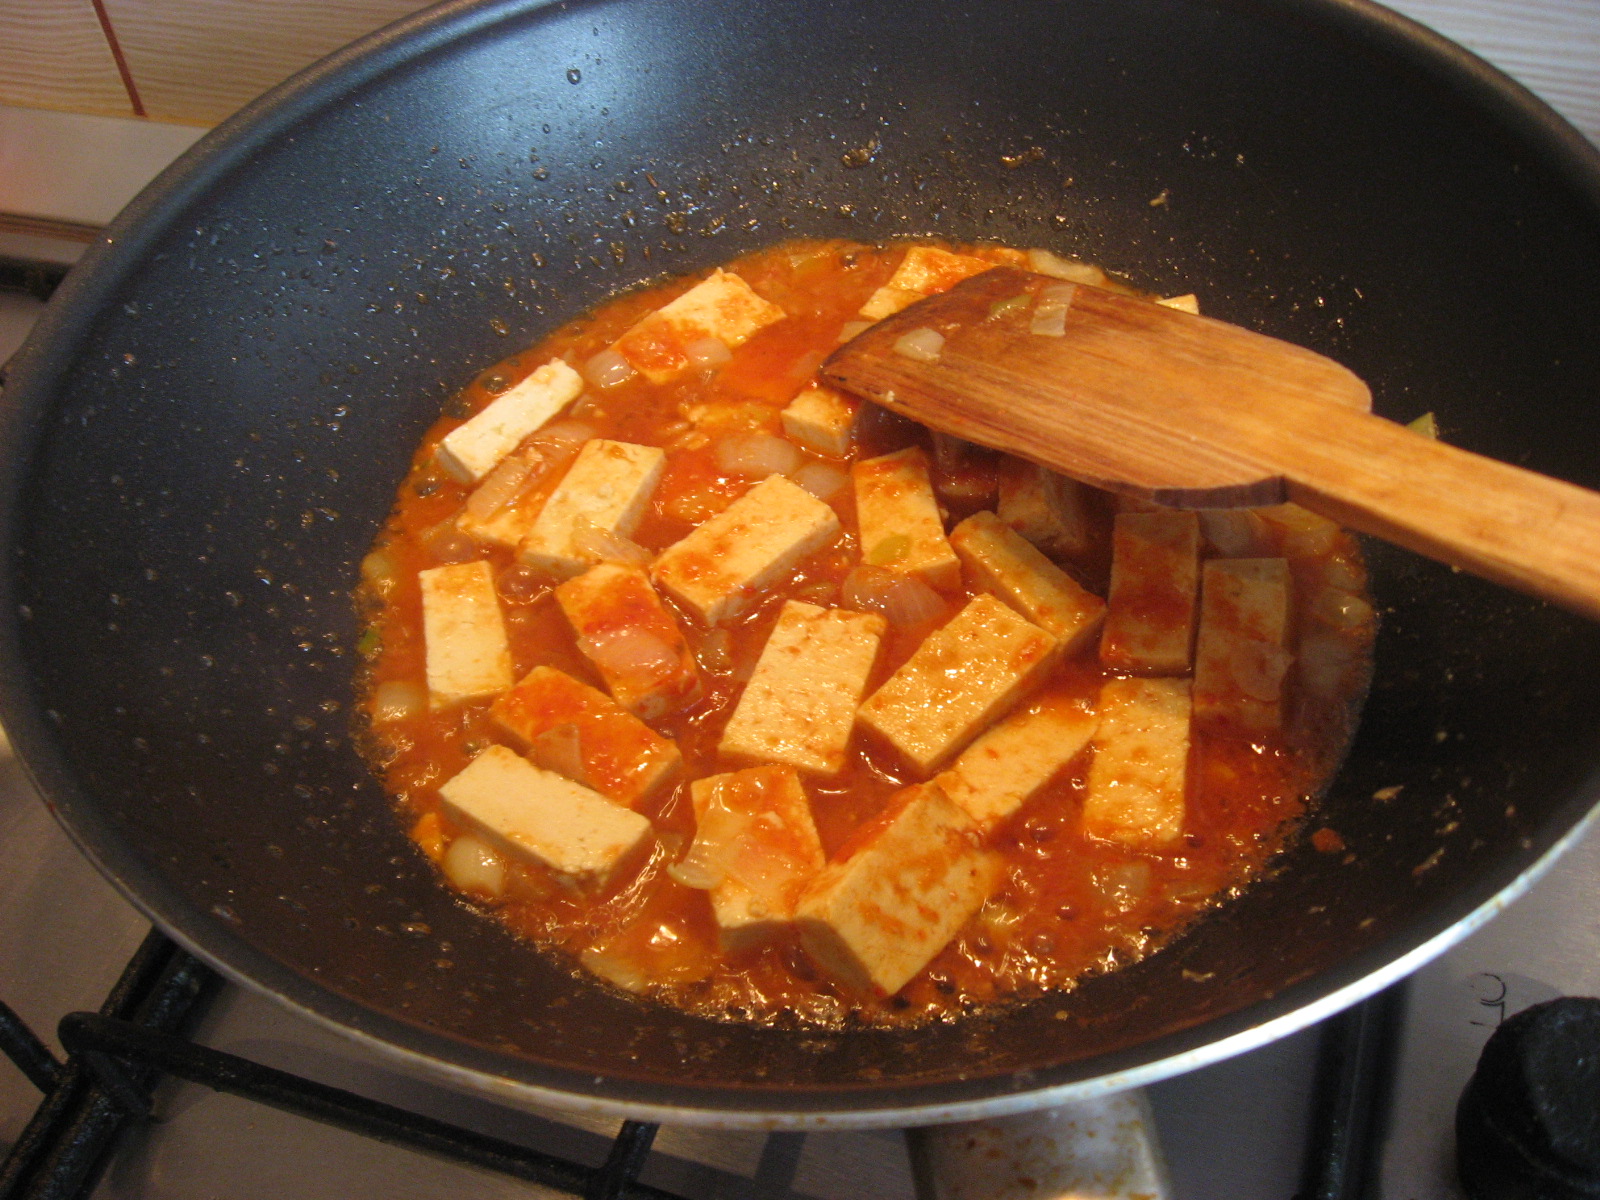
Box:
[2,2,1599,1197]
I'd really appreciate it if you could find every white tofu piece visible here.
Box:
[781,384,860,458]
[435,358,584,484]
[858,246,996,320]
[489,665,680,807]
[437,745,652,881]
[1082,677,1191,847]
[1157,293,1200,314]
[995,457,1094,559]
[857,285,925,322]
[795,783,1002,995]
[685,766,825,951]
[857,594,1058,777]
[718,601,886,777]
[886,246,998,292]
[853,446,961,591]
[1192,558,1293,733]
[555,563,701,720]
[517,439,665,580]
[419,560,513,709]
[613,268,786,383]
[934,691,1100,833]
[1099,510,1200,675]
[951,510,1106,654]
[652,474,841,626]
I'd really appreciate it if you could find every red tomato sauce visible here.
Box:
[354,238,1376,1029]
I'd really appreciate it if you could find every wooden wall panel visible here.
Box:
[101,0,434,125]
[1387,0,1600,145]
[0,1,134,118]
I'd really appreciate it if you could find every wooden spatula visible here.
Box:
[821,266,1600,622]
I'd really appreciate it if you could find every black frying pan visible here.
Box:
[5,0,1600,1125]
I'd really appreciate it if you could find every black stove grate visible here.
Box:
[0,929,680,1200]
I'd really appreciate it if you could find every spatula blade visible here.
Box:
[822,267,1371,508]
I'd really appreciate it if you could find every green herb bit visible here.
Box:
[1406,412,1439,439]
[868,533,912,566]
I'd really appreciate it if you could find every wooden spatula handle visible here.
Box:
[1265,401,1600,621]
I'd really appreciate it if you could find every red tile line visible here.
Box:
[88,0,147,117]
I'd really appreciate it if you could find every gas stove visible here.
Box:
[2,2,1599,1196]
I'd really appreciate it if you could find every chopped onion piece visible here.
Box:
[1091,861,1151,912]
[579,947,649,992]
[1029,283,1077,337]
[695,628,734,674]
[684,337,732,369]
[837,319,873,343]
[1026,248,1108,285]
[1311,586,1374,631]
[571,517,653,566]
[840,563,947,625]
[672,780,799,900]
[1260,503,1339,556]
[666,850,725,890]
[370,680,426,723]
[360,549,396,586]
[464,451,538,521]
[1198,509,1266,557]
[1298,631,1355,699]
[530,722,585,781]
[442,835,506,897]
[791,461,848,500]
[422,521,478,565]
[496,563,551,604]
[578,626,679,684]
[583,347,636,389]
[527,420,597,450]
[893,327,946,363]
[715,433,802,479]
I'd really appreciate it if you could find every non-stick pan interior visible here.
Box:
[5,0,1600,1121]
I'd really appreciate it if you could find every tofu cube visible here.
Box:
[950,510,1106,654]
[489,666,681,807]
[858,246,996,320]
[613,269,786,383]
[795,784,1002,995]
[652,474,842,626]
[1192,558,1293,733]
[857,594,1058,776]
[1082,677,1191,847]
[995,457,1094,559]
[437,745,652,881]
[853,447,961,591]
[419,560,513,709]
[718,601,886,777]
[857,285,925,322]
[435,358,584,484]
[518,439,665,580]
[555,563,702,720]
[1100,510,1200,675]
[934,691,1100,833]
[685,766,826,950]
[781,384,860,458]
